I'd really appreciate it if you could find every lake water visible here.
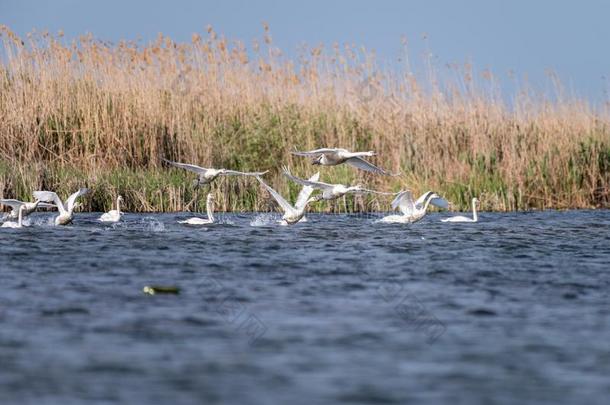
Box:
[1,210,609,404]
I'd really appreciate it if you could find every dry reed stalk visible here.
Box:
[0,25,608,212]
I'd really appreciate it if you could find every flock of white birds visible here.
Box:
[1,148,480,229]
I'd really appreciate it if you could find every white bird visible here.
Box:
[1,205,26,228]
[178,193,216,225]
[33,188,90,225]
[99,195,124,223]
[282,166,393,202]
[442,198,479,223]
[256,172,320,225]
[379,190,449,224]
[162,158,269,187]
[291,148,398,176]
[1,198,55,221]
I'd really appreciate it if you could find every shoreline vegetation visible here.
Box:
[1,25,609,213]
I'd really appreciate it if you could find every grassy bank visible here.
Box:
[1,26,609,212]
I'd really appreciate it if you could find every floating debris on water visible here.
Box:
[143,285,180,295]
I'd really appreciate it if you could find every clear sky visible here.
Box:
[1,0,609,102]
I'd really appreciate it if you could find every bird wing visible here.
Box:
[220,169,269,177]
[295,172,320,210]
[392,190,415,216]
[290,148,340,157]
[359,189,397,196]
[430,196,449,209]
[0,199,25,210]
[33,191,66,214]
[345,157,398,176]
[414,191,431,208]
[256,177,296,215]
[414,191,449,210]
[282,166,334,190]
[162,158,210,175]
[66,188,90,213]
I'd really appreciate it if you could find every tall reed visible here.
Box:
[0,25,608,212]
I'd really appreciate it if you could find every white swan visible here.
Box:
[1,205,25,228]
[99,195,123,223]
[282,166,393,202]
[291,148,398,176]
[442,198,479,223]
[1,198,55,221]
[178,193,216,225]
[379,190,449,224]
[256,172,319,225]
[162,159,268,187]
[33,188,89,225]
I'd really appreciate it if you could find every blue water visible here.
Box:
[1,210,609,404]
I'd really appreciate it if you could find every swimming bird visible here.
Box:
[1,198,55,221]
[162,158,268,187]
[378,190,449,224]
[291,148,398,176]
[256,172,320,225]
[178,193,216,225]
[282,166,393,202]
[442,198,479,223]
[1,205,25,228]
[33,188,90,225]
[99,195,124,223]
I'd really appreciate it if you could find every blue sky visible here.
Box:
[2,0,609,102]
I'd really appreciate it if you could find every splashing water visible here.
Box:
[141,217,165,232]
[249,213,278,227]
[27,215,56,227]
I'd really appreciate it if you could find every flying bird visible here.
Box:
[33,188,90,225]
[1,198,55,221]
[291,148,398,176]
[162,158,268,187]
[378,190,448,224]
[282,166,394,202]
[256,172,320,225]
[1,205,26,228]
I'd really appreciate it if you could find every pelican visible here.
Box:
[178,193,216,225]
[291,148,398,176]
[379,190,449,224]
[99,195,124,223]
[282,166,393,202]
[1,198,55,221]
[162,158,268,187]
[256,172,320,225]
[1,205,26,228]
[442,198,479,223]
[33,188,89,225]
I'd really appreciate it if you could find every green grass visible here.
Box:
[1,110,609,213]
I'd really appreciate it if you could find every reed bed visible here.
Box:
[1,25,608,212]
